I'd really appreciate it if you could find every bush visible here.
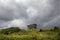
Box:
[0,27,20,35]
[58,33,60,36]
[50,29,53,31]
[54,26,59,31]
[39,29,43,32]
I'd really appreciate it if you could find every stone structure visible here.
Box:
[27,24,37,29]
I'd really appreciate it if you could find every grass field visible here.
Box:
[0,27,60,40]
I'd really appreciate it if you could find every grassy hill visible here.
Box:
[0,27,60,40]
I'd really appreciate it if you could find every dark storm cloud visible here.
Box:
[0,3,28,21]
[25,0,60,28]
[0,0,60,29]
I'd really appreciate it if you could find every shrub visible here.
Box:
[58,33,60,36]
[0,27,20,35]
[50,29,53,31]
[54,26,59,31]
[39,29,43,32]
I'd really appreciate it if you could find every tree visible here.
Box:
[27,24,37,29]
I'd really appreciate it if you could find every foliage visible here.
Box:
[28,24,37,29]
[0,27,60,40]
[0,27,20,35]
[54,26,59,31]
[39,29,43,32]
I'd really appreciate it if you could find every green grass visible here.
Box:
[0,28,60,40]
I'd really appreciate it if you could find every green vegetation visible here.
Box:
[0,27,20,35]
[0,27,60,40]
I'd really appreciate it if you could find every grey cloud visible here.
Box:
[0,1,28,21]
[25,0,60,28]
[43,16,60,27]
[0,0,60,29]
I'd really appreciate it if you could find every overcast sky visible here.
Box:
[0,0,60,29]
